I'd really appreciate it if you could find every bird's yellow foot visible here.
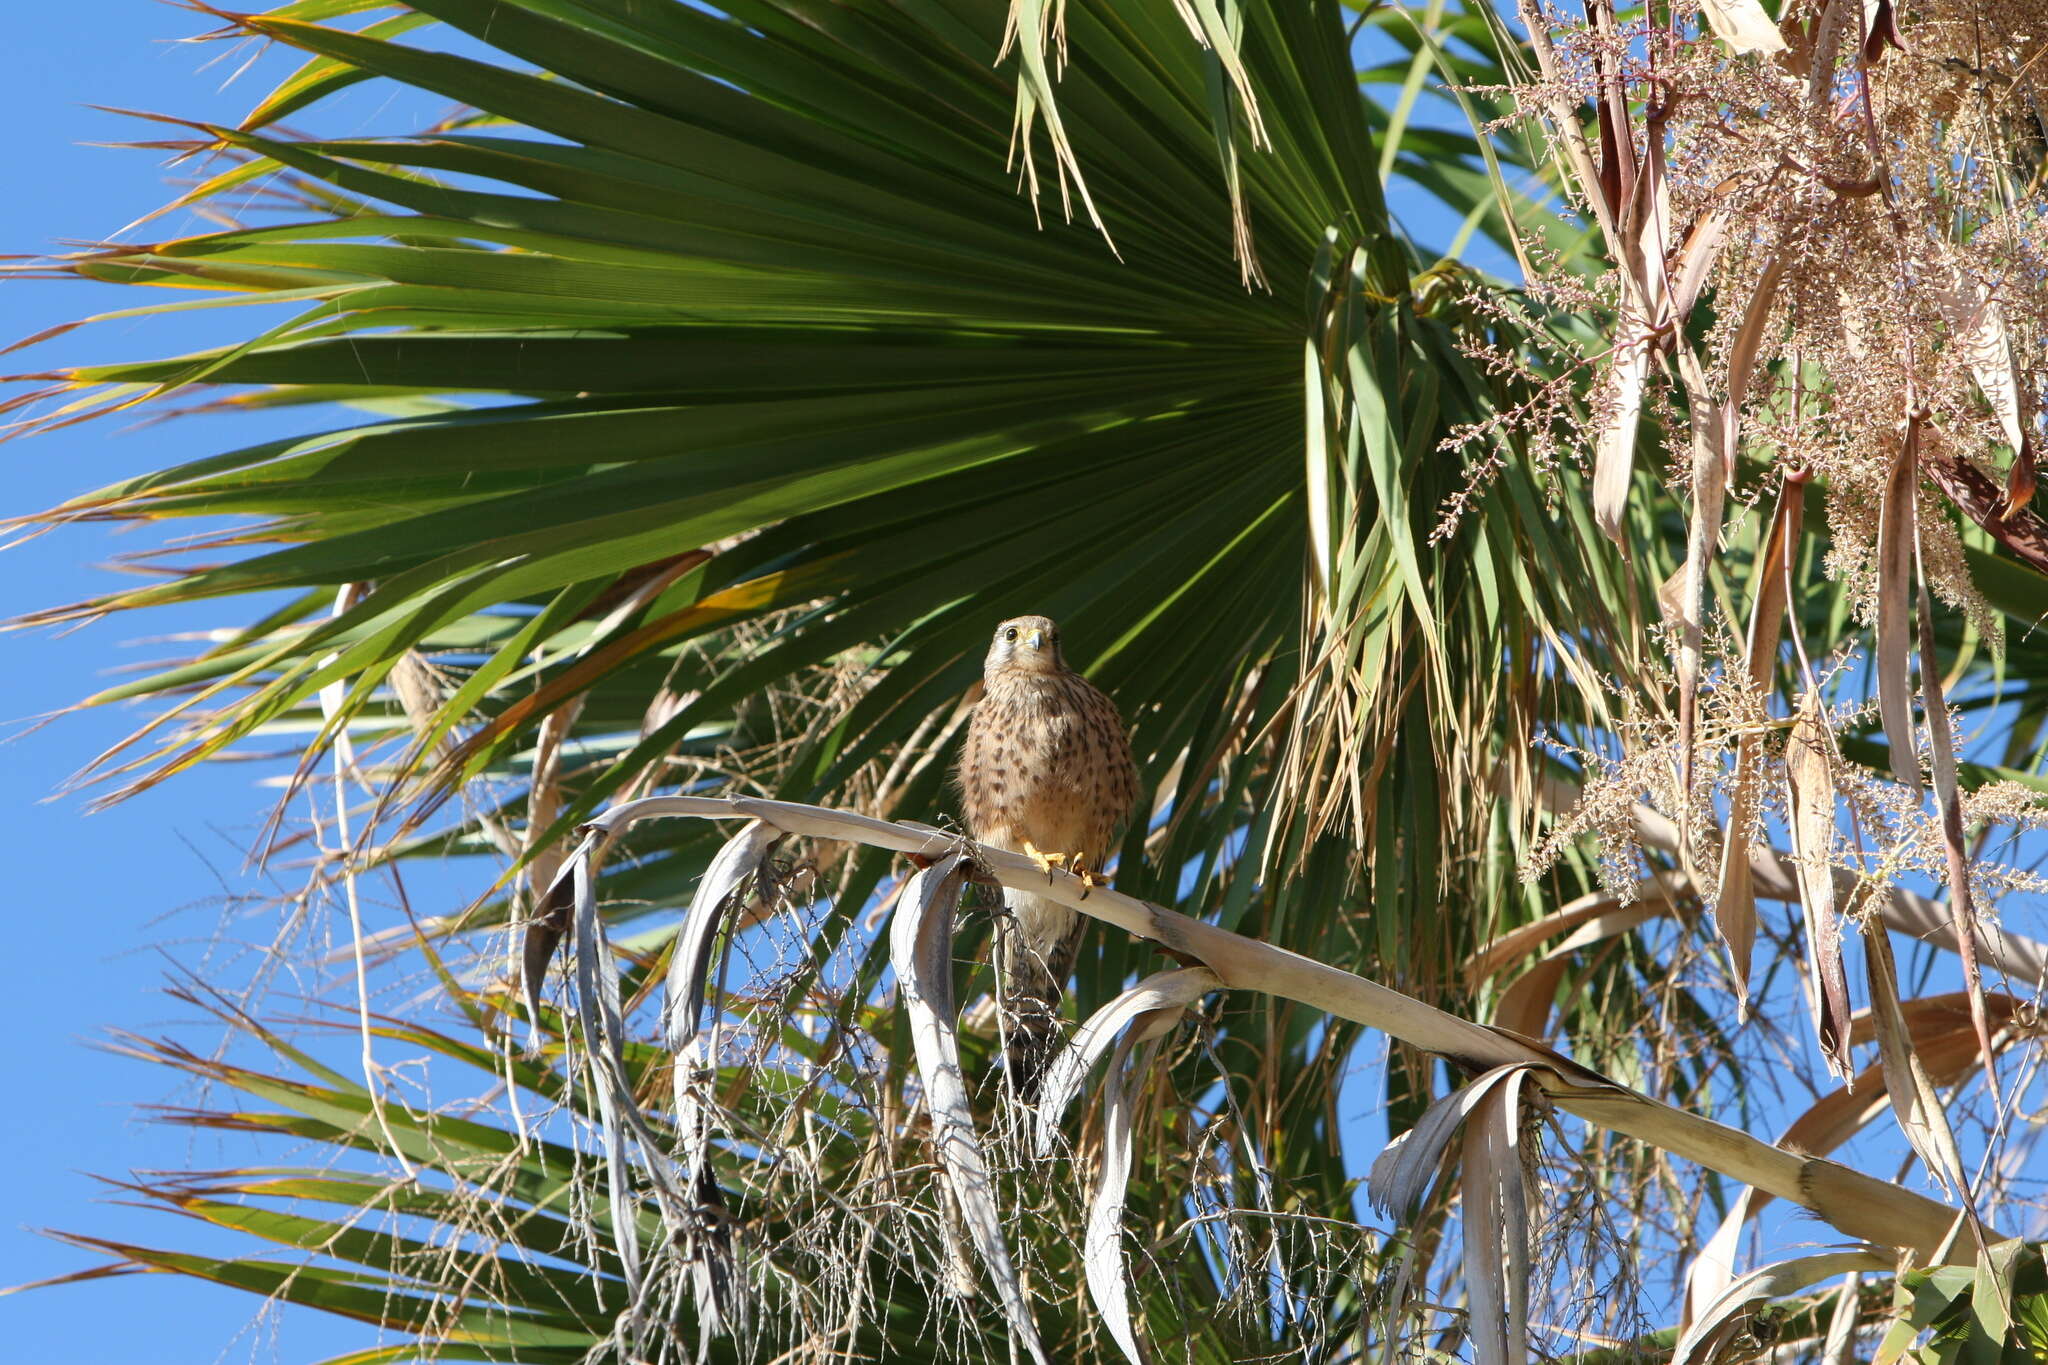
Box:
[1020,840,1070,881]
[1072,858,1101,901]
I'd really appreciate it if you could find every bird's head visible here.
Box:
[984,615,1065,676]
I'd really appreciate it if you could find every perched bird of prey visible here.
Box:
[958,615,1138,1097]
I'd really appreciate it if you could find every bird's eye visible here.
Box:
[1004,627,1018,642]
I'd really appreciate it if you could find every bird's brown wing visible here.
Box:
[1061,671,1139,867]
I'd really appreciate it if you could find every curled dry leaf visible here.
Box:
[1914,546,2001,1108]
[1713,474,1804,1006]
[1034,965,1221,1157]
[1875,419,1922,791]
[1698,0,1791,54]
[663,820,783,1053]
[1721,250,1786,478]
[1861,0,1904,64]
[1784,688,1853,1079]
[1590,0,1635,229]
[523,851,584,1053]
[1676,400,1728,792]
[1919,443,2048,575]
[1084,1029,1165,1365]
[1462,1067,1538,1365]
[888,853,1051,1365]
[1040,966,1223,1364]
[567,850,694,1313]
[516,703,589,1035]
[1674,1250,1890,1365]
[1932,272,2028,485]
[661,820,782,1344]
[1682,1185,1758,1331]
[1591,101,1676,547]
[1368,1063,1533,1220]
[1821,1271,1864,1364]
[1368,1064,1548,1355]
[1861,915,1973,1204]
[1632,108,1673,301]
[1669,206,1732,325]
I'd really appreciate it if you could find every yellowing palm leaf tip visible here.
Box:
[12,0,2048,1360]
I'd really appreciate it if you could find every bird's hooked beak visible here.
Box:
[1025,626,1046,652]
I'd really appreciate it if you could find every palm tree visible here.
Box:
[13,0,2048,1359]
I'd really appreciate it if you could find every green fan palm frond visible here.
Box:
[17,0,1619,973]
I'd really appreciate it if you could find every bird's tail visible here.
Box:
[996,890,1082,1101]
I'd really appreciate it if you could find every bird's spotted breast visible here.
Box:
[959,666,1136,874]
[961,669,1129,844]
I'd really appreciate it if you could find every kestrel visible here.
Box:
[957,615,1138,1097]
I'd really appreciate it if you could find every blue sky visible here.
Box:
[2,9,406,1360]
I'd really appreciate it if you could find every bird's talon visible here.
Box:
[1021,840,1068,881]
